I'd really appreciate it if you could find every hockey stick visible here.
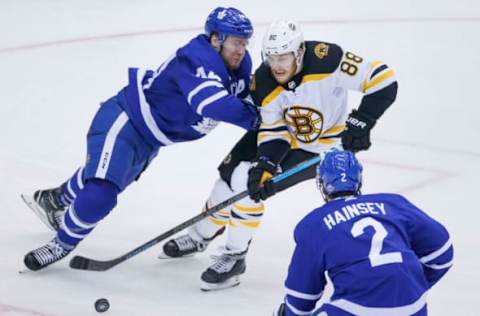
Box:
[69,155,322,272]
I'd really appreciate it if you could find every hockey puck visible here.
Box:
[94,298,110,313]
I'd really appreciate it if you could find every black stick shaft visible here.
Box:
[69,155,321,271]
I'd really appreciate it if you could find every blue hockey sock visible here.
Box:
[57,167,85,207]
[57,179,119,248]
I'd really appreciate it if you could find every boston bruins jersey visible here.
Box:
[251,41,397,154]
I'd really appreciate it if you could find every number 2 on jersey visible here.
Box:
[351,217,403,267]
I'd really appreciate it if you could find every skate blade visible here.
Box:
[21,194,55,231]
[200,275,241,291]
[157,252,195,260]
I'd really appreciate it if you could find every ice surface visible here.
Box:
[1,1,479,315]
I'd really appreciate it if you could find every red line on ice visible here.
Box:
[0,304,52,316]
[1,16,478,54]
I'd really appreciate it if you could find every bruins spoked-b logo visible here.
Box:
[283,106,324,143]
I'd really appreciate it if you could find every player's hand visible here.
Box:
[341,109,376,152]
[247,156,279,202]
[245,102,261,131]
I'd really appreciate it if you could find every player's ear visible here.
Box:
[210,33,221,52]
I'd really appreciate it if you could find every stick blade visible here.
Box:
[69,255,115,271]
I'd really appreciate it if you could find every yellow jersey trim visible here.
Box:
[301,73,332,84]
[261,86,285,107]
[364,69,395,92]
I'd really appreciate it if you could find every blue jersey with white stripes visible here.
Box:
[119,34,256,148]
[283,193,453,316]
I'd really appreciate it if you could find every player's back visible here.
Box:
[118,34,252,148]
[301,193,429,309]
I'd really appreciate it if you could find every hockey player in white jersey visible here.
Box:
[162,20,398,291]
[273,150,453,316]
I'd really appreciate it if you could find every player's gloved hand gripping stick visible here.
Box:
[69,155,322,272]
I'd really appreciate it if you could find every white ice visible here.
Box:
[1,0,479,315]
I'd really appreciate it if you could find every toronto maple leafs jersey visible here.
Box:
[282,193,453,316]
[117,34,256,148]
[252,41,397,154]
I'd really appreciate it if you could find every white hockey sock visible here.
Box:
[191,178,233,242]
[225,197,264,252]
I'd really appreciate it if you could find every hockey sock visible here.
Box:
[226,162,264,252]
[191,178,232,240]
[58,167,85,207]
[226,197,264,252]
[57,179,119,248]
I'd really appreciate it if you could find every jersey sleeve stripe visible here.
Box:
[135,68,174,145]
[363,69,395,93]
[187,80,225,104]
[285,298,314,316]
[196,90,229,115]
[423,260,453,270]
[419,239,452,264]
[370,64,389,79]
[365,78,396,96]
[261,86,285,107]
[285,287,323,300]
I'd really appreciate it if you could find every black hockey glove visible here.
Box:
[342,109,377,152]
[247,156,279,202]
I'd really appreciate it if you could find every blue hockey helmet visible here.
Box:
[205,7,253,43]
[317,150,363,199]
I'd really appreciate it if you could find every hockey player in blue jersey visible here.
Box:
[21,7,258,271]
[273,150,453,316]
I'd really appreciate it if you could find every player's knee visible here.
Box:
[230,161,251,192]
[209,178,234,204]
[74,179,119,223]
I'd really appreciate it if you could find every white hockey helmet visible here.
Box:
[262,20,305,67]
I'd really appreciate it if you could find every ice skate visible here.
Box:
[200,250,246,291]
[21,187,66,231]
[159,226,225,259]
[24,238,72,271]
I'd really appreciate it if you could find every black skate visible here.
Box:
[159,226,225,259]
[21,187,67,231]
[24,238,72,271]
[200,250,247,291]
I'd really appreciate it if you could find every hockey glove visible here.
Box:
[341,109,377,152]
[243,100,262,131]
[247,156,279,202]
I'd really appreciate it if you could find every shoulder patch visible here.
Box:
[302,41,343,75]
[314,42,330,59]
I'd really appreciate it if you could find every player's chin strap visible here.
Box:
[69,155,323,272]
